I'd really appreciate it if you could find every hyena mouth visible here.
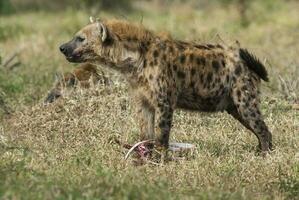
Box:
[66,53,85,63]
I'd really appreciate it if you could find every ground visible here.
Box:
[0,1,298,199]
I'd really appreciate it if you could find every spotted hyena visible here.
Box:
[59,18,272,152]
[44,63,110,103]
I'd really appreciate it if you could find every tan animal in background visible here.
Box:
[59,18,272,153]
[44,63,110,103]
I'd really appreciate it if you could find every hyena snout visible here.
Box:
[59,43,73,57]
[59,41,84,63]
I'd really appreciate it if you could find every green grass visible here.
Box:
[0,1,299,199]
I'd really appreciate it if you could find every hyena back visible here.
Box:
[59,18,272,152]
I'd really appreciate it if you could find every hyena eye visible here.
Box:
[76,36,85,42]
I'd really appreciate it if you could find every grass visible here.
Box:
[0,1,298,199]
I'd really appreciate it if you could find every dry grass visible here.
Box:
[0,1,298,199]
[1,83,298,199]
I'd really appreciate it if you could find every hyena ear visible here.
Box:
[96,21,108,42]
[89,16,96,23]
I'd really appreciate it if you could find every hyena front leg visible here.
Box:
[135,97,155,141]
[231,86,273,152]
[153,92,175,149]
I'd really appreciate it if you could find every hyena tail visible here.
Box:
[239,48,269,82]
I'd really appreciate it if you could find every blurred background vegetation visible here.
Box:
[0,0,292,19]
[0,0,133,14]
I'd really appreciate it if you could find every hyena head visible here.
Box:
[44,72,76,104]
[60,17,155,71]
[59,17,109,64]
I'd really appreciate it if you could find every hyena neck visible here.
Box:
[97,41,143,74]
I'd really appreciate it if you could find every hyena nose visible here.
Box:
[59,44,67,55]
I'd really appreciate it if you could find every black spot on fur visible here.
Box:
[189,53,194,62]
[242,85,247,91]
[157,100,163,108]
[177,71,186,79]
[163,54,167,60]
[168,46,174,53]
[226,75,229,83]
[191,68,196,76]
[190,81,195,87]
[180,55,186,64]
[149,74,153,80]
[173,64,177,71]
[200,74,204,83]
[257,110,261,115]
[167,68,173,77]
[149,61,154,67]
[235,65,242,75]
[196,57,206,66]
[211,82,215,89]
[153,50,159,58]
[219,84,224,90]
[237,90,241,98]
[201,58,206,65]
[239,48,269,81]
[196,58,201,65]
[221,60,226,67]
[212,60,221,72]
[216,44,223,49]
[207,72,213,82]
[255,119,261,125]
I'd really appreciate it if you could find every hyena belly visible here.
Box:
[177,87,231,112]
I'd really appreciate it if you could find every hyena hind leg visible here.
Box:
[229,88,273,152]
[227,105,263,150]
